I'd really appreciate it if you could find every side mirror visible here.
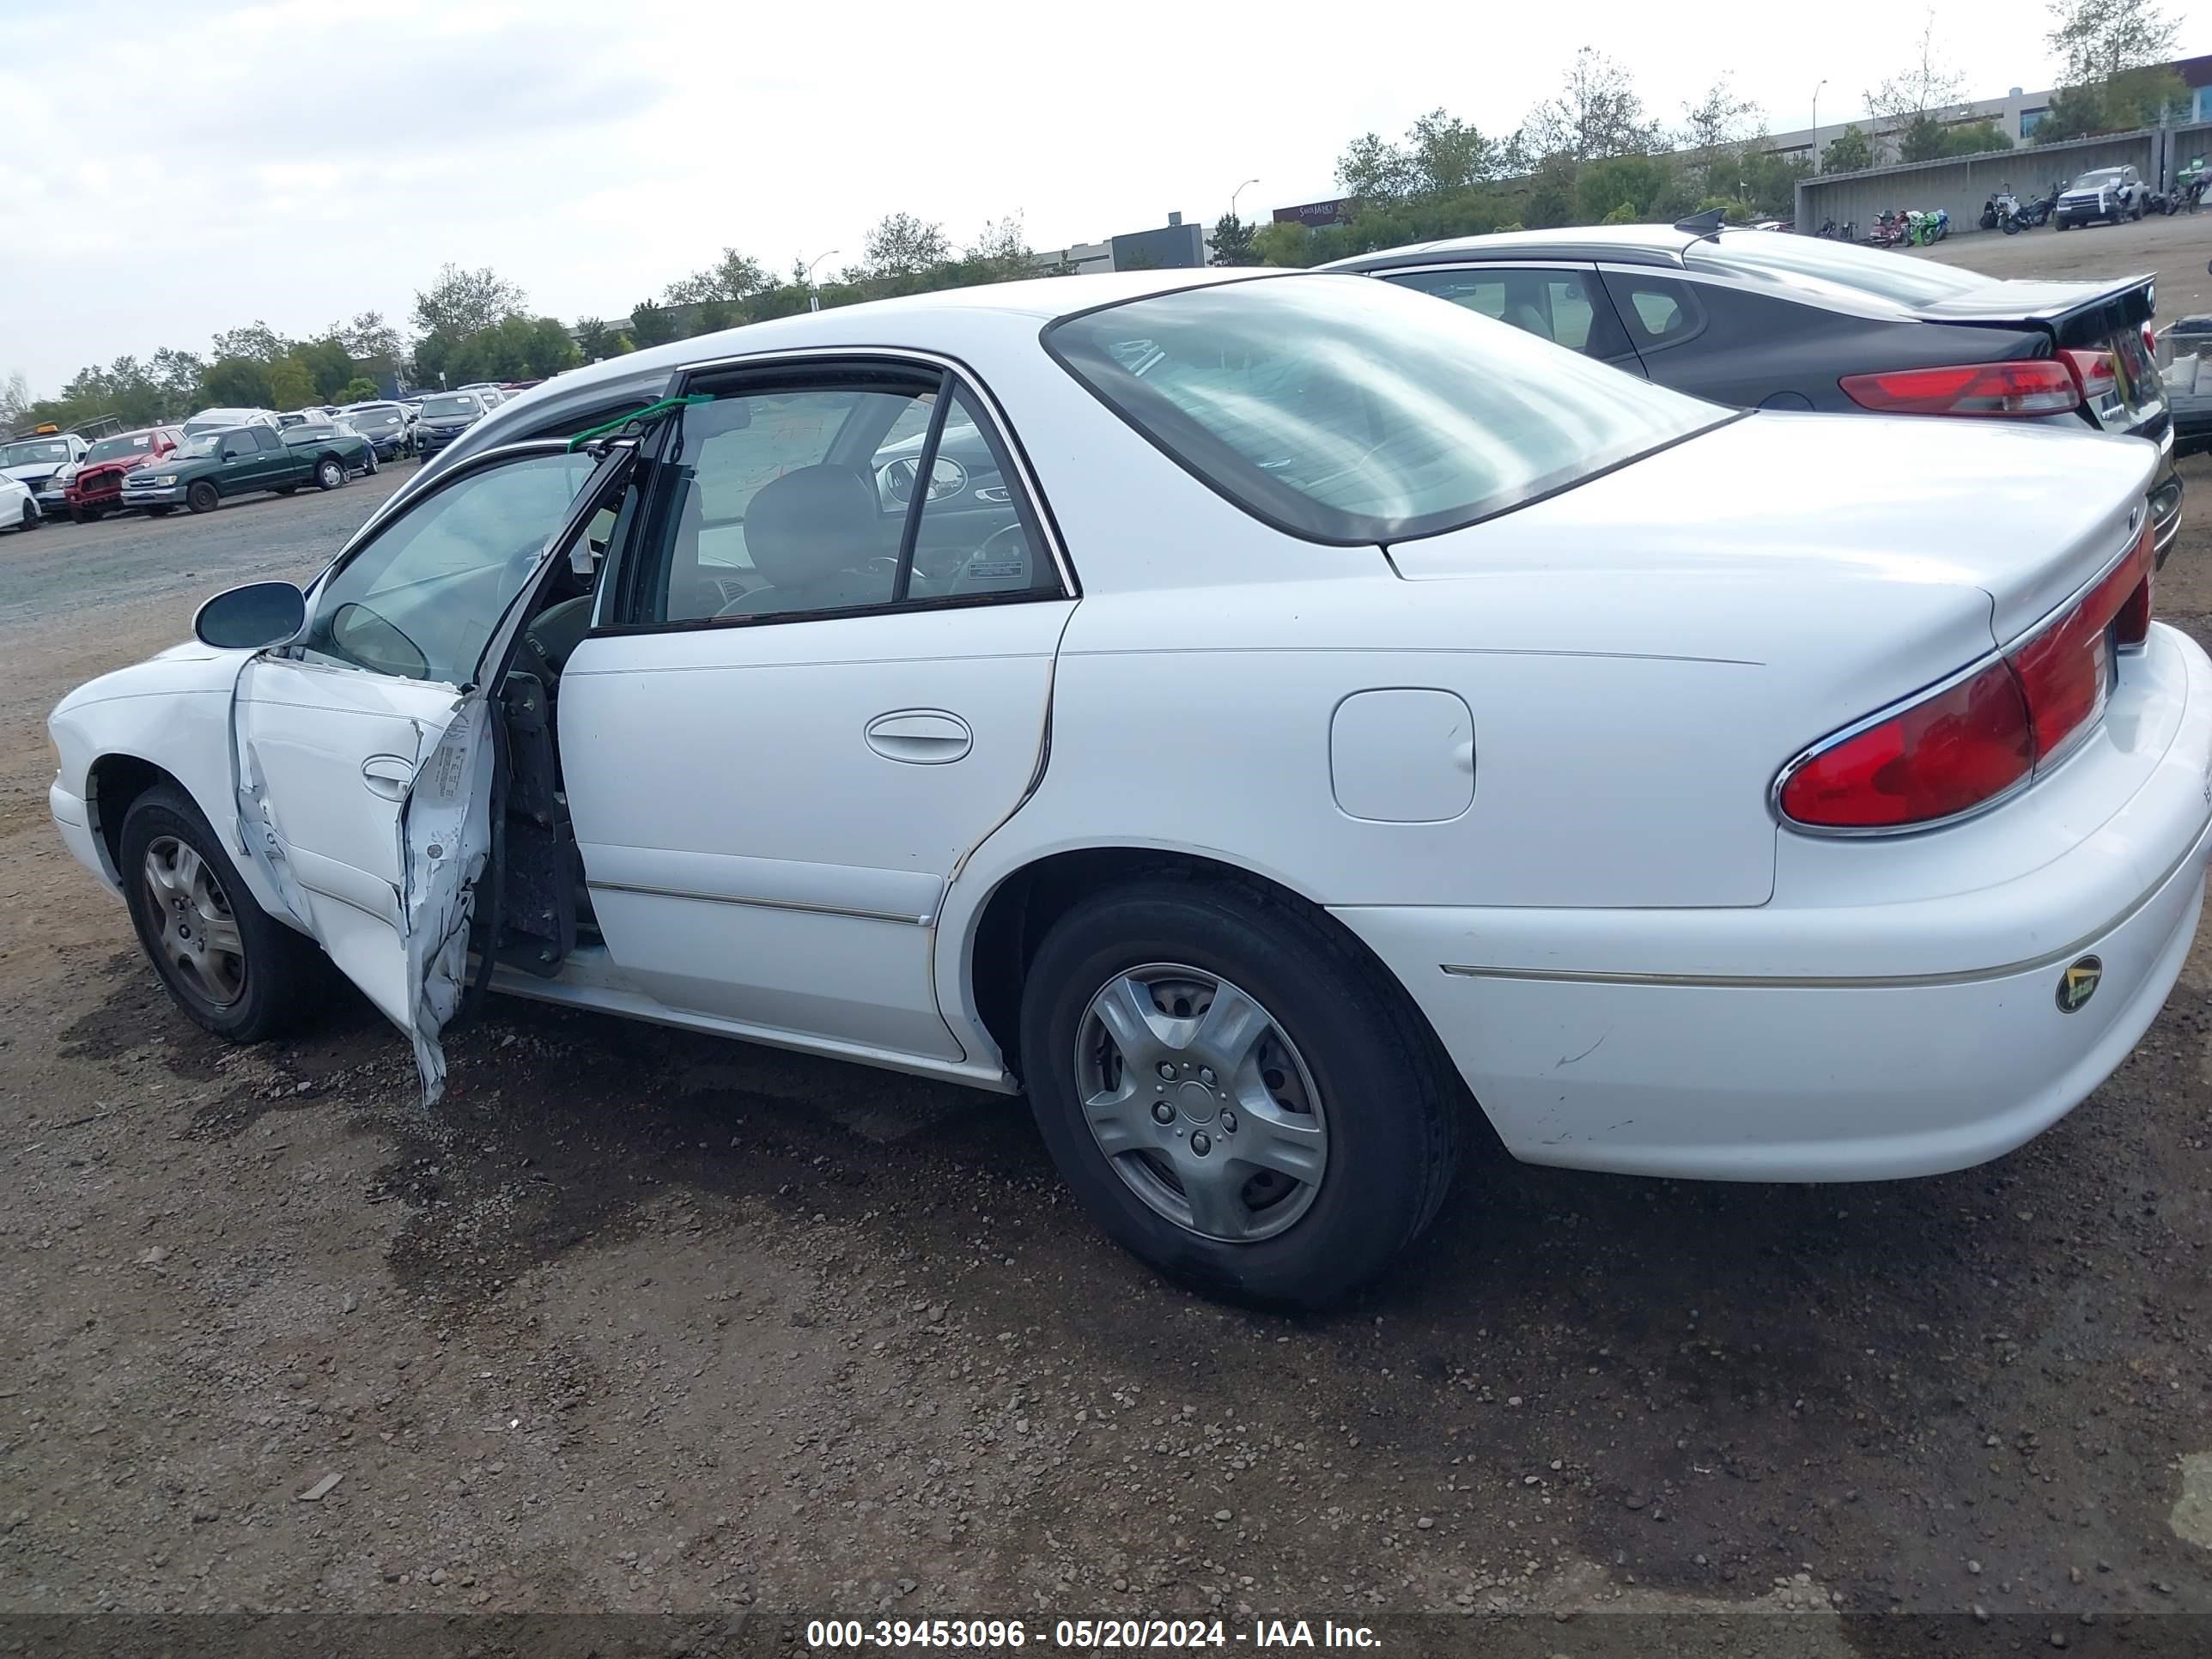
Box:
[194,580,307,650]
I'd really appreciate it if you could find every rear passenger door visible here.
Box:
[1382,264,1643,373]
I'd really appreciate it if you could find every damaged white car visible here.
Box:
[48,270,2212,1306]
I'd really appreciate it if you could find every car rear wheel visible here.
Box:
[315,458,344,490]
[15,501,34,531]
[185,480,220,514]
[1018,875,1463,1309]
[119,784,326,1043]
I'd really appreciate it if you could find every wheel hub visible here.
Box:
[1073,963,1329,1243]
[142,836,246,1009]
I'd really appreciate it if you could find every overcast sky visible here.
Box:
[4,0,2203,396]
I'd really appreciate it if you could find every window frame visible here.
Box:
[596,346,1075,638]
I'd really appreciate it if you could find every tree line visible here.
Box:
[2,0,2189,434]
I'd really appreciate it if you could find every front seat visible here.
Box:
[1504,301,1553,342]
[718,465,890,617]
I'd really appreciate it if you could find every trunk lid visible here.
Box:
[1388,410,2155,648]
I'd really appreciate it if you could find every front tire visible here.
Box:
[119,784,325,1042]
[16,501,34,532]
[185,480,219,514]
[1018,875,1463,1309]
[315,458,344,490]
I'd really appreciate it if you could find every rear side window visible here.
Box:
[1385,267,1632,360]
[1601,273,1709,355]
[1048,275,1724,544]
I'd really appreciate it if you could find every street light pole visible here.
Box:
[802,249,839,313]
[1230,177,1260,223]
[1811,79,1827,174]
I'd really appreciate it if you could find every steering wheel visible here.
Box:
[948,521,1032,594]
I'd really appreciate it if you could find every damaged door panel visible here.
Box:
[228,436,645,1101]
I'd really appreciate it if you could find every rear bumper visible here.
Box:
[1336,623,2212,1183]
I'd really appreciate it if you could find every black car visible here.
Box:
[414,390,490,457]
[1331,216,2182,562]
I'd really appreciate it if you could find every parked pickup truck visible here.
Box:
[119,422,357,515]
[63,426,184,521]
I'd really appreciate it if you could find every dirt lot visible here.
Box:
[6,272,2212,1653]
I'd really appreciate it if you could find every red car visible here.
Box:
[64,426,184,522]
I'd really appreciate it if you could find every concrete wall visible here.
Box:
[1793,130,2157,236]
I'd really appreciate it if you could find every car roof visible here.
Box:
[1329,223,1702,273]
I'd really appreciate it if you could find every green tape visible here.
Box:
[567,393,714,451]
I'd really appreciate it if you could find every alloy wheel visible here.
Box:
[142,835,246,1008]
[1073,963,1328,1243]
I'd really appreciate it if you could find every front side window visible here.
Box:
[1048,275,1725,544]
[301,450,596,684]
[619,368,1055,627]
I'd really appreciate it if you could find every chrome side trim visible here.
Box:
[1439,814,2210,993]
[665,343,1079,600]
[586,879,929,927]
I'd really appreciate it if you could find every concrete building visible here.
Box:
[1773,53,2212,171]
[1030,213,1210,275]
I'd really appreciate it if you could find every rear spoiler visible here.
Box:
[1916,273,2156,332]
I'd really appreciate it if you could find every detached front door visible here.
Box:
[561,358,1074,1061]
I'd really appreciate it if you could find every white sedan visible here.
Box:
[47,270,2212,1306]
[2,469,39,532]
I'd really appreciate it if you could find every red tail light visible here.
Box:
[1838,360,2081,416]
[1779,525,2154,830]
[2062,348,2118,403]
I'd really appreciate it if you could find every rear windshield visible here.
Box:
[1045,275,1727,544]
[421,394,482,418]
[1688,231,1990,307]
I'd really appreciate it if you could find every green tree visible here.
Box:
[1209,213,1258,265]
[665,247,770,307]
[608,331,636,356]
[1249,221,1315,267]
[209,321,290,363]
[1574,155,1673,222]
[2033,64,2188,139]
[149,349,205,418]
[293,337,357,400]
[268,357,319,410]
[200,356,276,409]
[1820,124,1875,172]
[411,263,526,337]
[854,211,951,281]
[628,299,678,349]
[574,317,612,360]
[958,215,1034,282]
[2048,0,2179,86]
[339,376,380,403]
[1521,47,1663,162]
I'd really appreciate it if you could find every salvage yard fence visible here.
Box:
[1793,125,2212,238]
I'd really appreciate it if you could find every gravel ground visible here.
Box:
[4,304,2212,1654]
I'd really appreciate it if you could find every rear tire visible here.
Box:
[119,783,326,1043]
[1018,874,1464,1310]
[185,480,219,514]
[315,458,344,490]
[16,501,34,531]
